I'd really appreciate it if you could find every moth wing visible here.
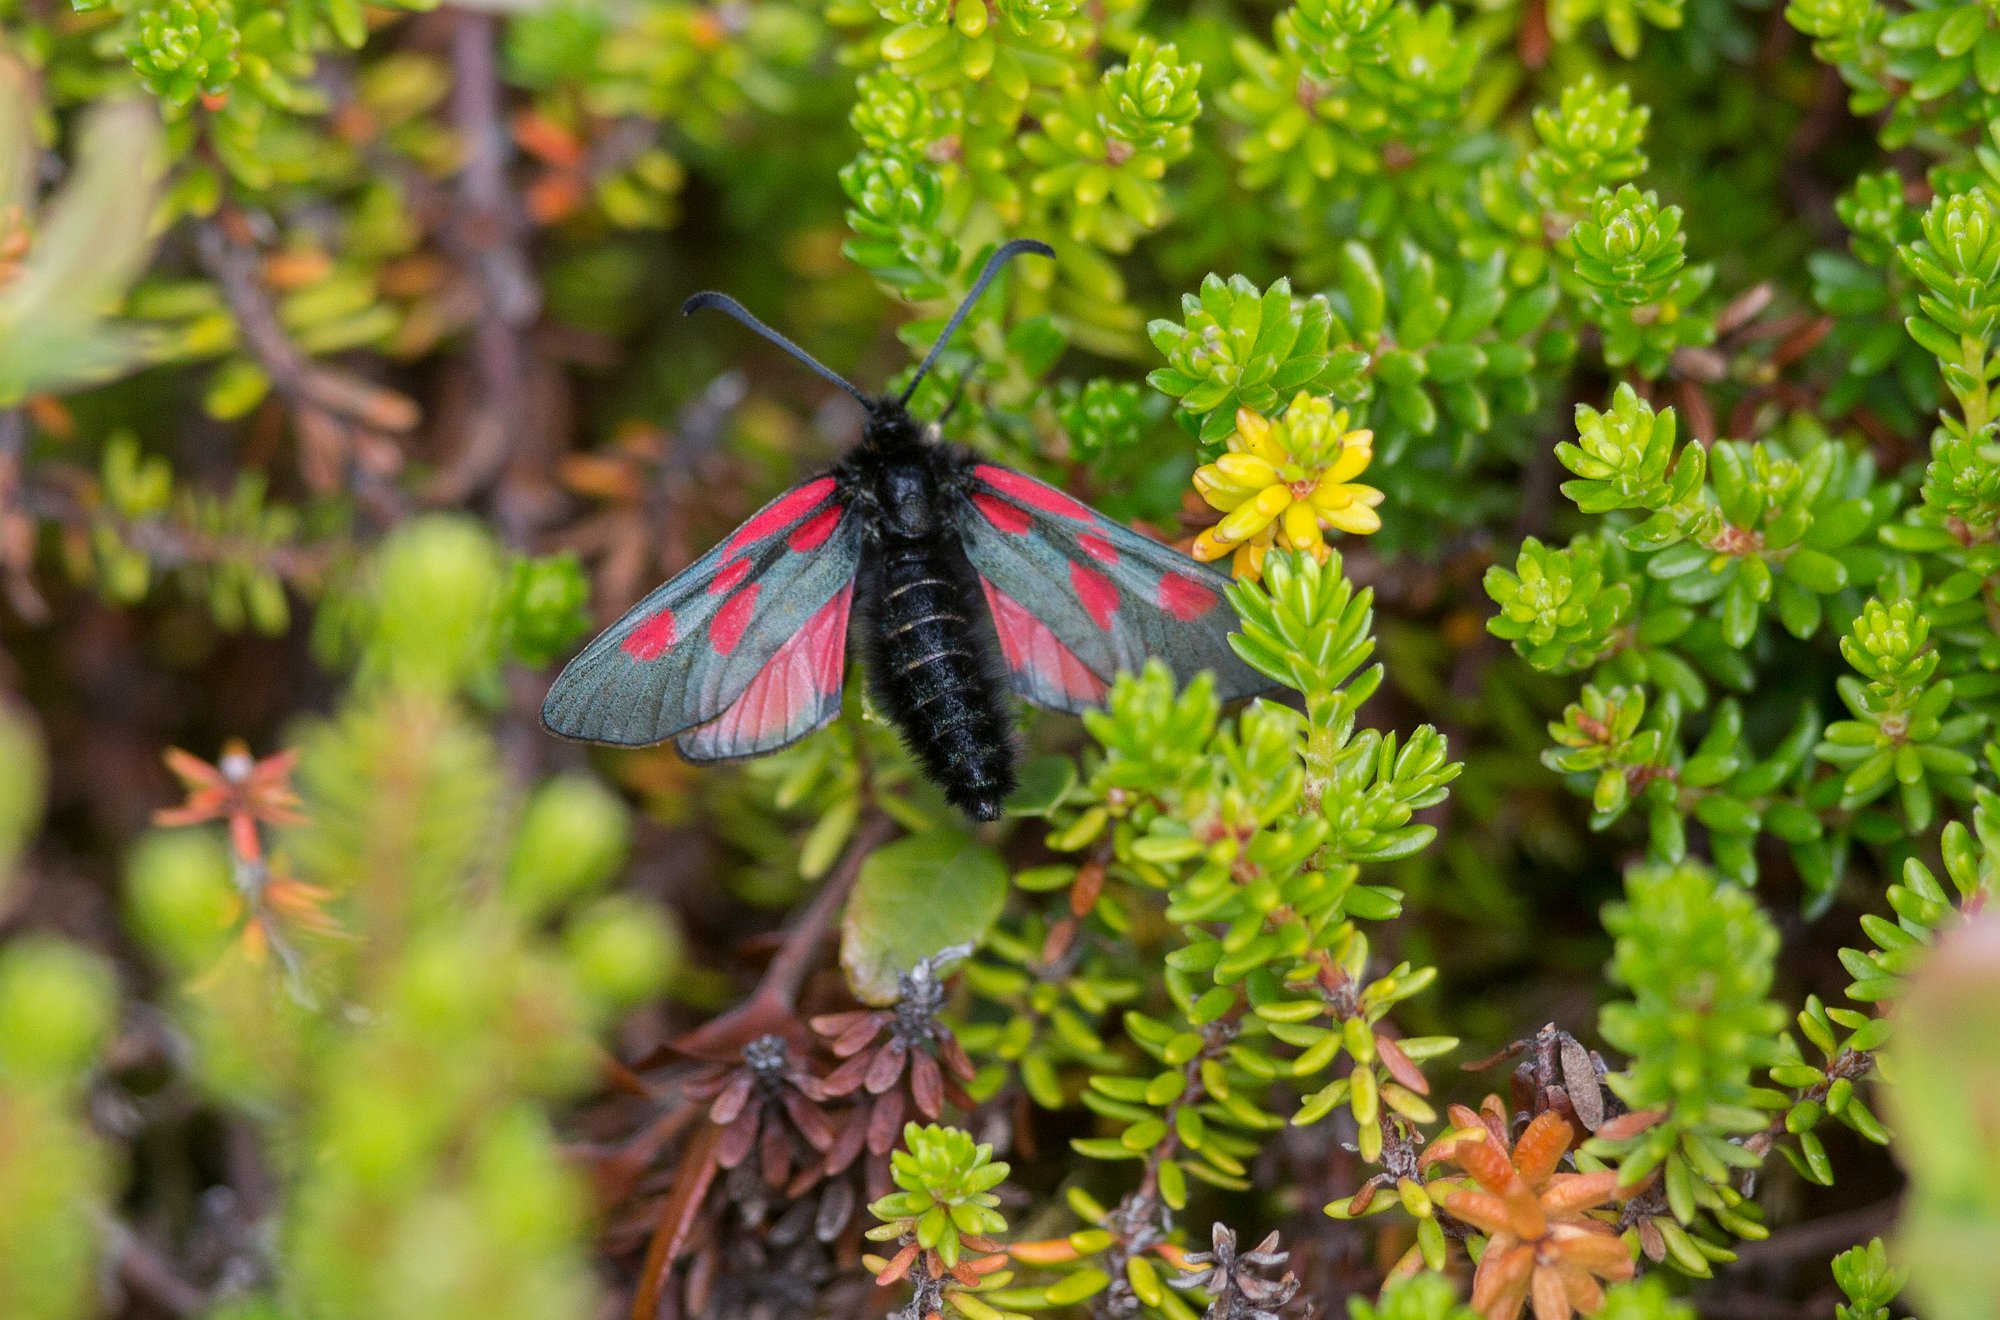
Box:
[676,580,855,761]
[954,464,1273,713]
[541,476,861,751]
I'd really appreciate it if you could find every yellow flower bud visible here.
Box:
[1234,405,1271,443]
[1252,483,1293,516]
[1281,499,1323,551]
[1191,466,1253,512]
[1308,479,1356,512]
[1191,528,1230,561]
[1213,452,1278,487]
[1212,484,1291,545]
[1190,392,1386,577]
[1237,415,1287,465]
[1325,500,1382,535]
[1324,441,1373,485]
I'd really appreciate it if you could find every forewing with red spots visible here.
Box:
[955,465,1271,713]
[542,477,862,752]
[677,583,855,761]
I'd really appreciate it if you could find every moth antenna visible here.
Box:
[682,291,871,407]
[900,238,1054,407]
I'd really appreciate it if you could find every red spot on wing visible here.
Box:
[710,585,761,655]
[1069,561,1120,630]
[1159,573,1218,622]
[622,608,678,660]
[1077,533,1119,564]
[709,558,754,595]
[721,477,838,559]
[980,580,1107,705]
[974,465,1096,523]
[787,505,844,552]
[973,493,1032,535]
[683,585,853,754]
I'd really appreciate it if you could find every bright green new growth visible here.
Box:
[0,696,110,1320]
[1484,536,1634,673]
[869,1123,1011,1269]
[1820,599,1985,830]
[1833,1239,1907,1320]
[1346,1273,1479,1320]
[1017,546,1456,1233]
[1595,1277,1697,1320]
[1147,275,1350,443]
[1599,862,1786,1137]
[1593,862,1785,1242]
[1571,186,1686,308]
[0,941,117,1320]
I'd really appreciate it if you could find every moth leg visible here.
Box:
[936,368,973,426]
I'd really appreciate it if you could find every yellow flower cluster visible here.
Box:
[1189,392,1383,580]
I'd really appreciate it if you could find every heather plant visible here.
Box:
[3,0,2000,1315]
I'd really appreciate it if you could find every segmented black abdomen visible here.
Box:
[862,536,1015,819]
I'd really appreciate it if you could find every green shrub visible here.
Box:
[2,0,1996,1315]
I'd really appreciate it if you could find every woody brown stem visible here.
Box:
[101,1216,209,1318]
[1742,1046,1875,1161]
[424,9,542,518]
[668,811,899,1061]
[199,217,420,437]
[18,475,335,585]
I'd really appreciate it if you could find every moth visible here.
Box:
[542,240,1271,820]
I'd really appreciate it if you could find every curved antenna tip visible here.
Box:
[680,290,869,406]
[899,237,1056,406]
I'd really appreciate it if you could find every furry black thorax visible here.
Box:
[836,398,1016,821]
[833,397,975,539]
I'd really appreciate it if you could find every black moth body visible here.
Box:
[541,240,1273,821]
[842,402,1018,819]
